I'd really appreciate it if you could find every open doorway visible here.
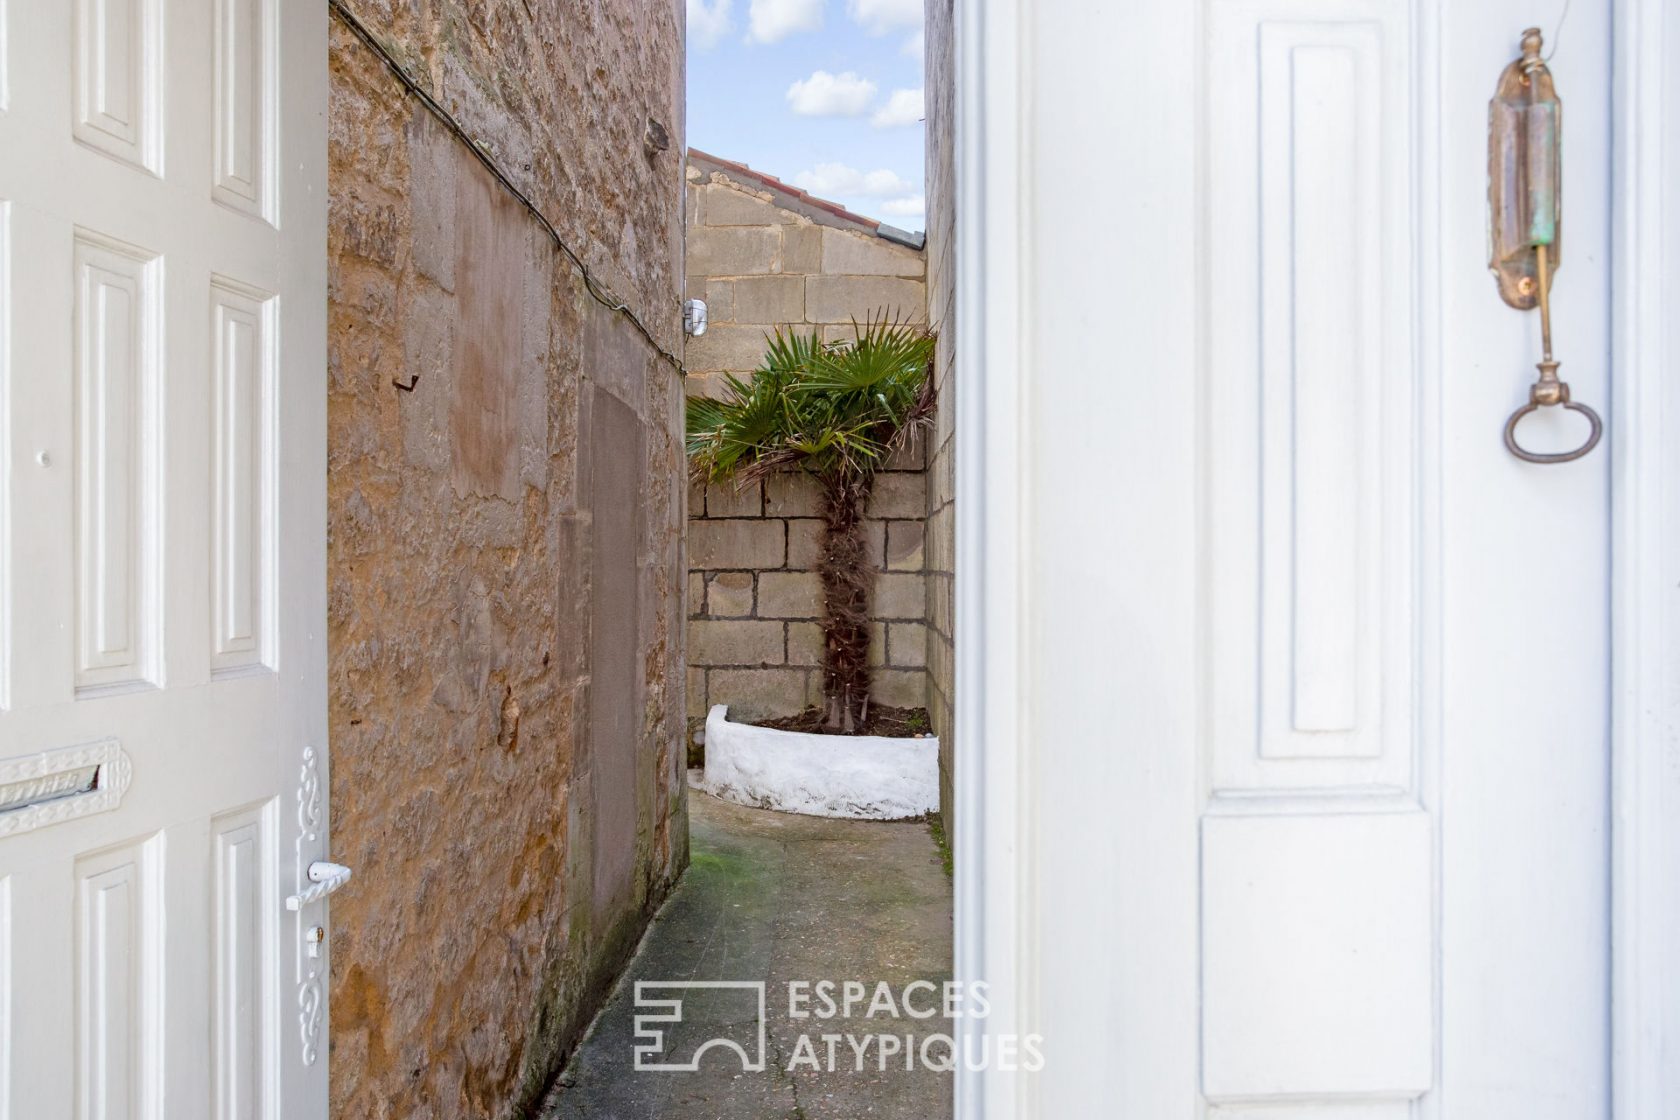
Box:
[548,2,965,1116]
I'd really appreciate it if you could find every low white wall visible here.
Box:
[696,704,939,820]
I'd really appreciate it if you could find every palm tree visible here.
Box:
[687,317,936,732]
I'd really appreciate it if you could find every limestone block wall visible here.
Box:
[326,4,686,1118]
[683,152,931,723]
[924,0,958,832]
[688,447,930,725]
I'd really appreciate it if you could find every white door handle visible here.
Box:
[285,860,353,911]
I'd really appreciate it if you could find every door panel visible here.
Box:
[1018,0,1611,1115]
[0,2,327,1118]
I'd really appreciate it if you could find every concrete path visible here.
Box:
[542,785,953,1119]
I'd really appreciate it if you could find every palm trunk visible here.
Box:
[817,473,874,731]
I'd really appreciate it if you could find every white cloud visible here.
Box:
[793,163,915,198]
[901,29,925,60]
[786,70,878,117]
[748,0,823,43]
[871,87,924,127]
[881,195,926,219]
[687,0,733,49]
[847,0,922,35]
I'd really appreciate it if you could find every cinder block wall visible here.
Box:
[326,4,687,1117]
[924,0,958,832]
[683,152,931,723]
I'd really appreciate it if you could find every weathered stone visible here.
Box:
[875,572,926,619]
[757,571,824,618]
[888,622,929,668]
[690,520,784,570]
[687,227,781,276]
[868,471,927,519]
[805,275,926,323]
[821,227,926,277]
[689,619,785,666]
[705,478,762,518]
[687,572,704,614]
[706,571,755,617]
[327,8,687,1118]
[709,668,811,721]
[885,520,925,571]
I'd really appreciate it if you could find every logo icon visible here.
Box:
[633,981,767,1072]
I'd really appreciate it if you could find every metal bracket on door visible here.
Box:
[1489,28,1602,464]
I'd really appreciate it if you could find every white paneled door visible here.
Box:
[0,3,328,1119]
[953,0,1673,1117]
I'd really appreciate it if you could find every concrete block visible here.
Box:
[687,226,782,275]
[710,668,812,721]
[689,619,785,666]
[688,666,708,718]
[688,572,705,616]
[684,371,735,401]
[885,429,927,471]
[885,520,925,571]
[684,325,772,376]
[868,471,927,519]
[871,668,927,709]
[766,472,823,516]
[707,571,755,617]
[690,519,784,569]
[870,621,887,667]
[721,275,805,324]
[706,478,762,518]
[758,571,824,618]
[888,622,928,668]
[805,275,926,324]
[783,225,823,273]
[874,572,925,620]
[821,227,926,277]
[788,515,885,569]
[702,184,796,226]
[788,622,824,667]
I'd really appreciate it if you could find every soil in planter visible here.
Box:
[756,704,933,739]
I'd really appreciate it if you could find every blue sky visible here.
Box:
[686,0,927,231]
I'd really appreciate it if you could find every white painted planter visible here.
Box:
[697,705,939,820]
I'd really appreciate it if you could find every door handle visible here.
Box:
[285,860,353,911]
[1489,28,1602,464]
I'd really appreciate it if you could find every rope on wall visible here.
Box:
[328,0,686,376]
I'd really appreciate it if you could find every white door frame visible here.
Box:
[950,0,1680,1116]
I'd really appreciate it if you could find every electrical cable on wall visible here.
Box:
[328,0,686,376]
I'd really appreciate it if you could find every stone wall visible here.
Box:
[683,153,931,725]
[325,4,686,1118]
[924,0,958,832]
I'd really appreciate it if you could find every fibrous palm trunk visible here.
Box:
[817,472,874,731]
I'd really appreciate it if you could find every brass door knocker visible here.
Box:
[1489,28,1602,464]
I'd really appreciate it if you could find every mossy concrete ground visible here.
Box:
[543,784,954,1118]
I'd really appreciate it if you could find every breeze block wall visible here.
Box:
[924,0,958,833]
[326,4,687,1118]
[683,151,930,725]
